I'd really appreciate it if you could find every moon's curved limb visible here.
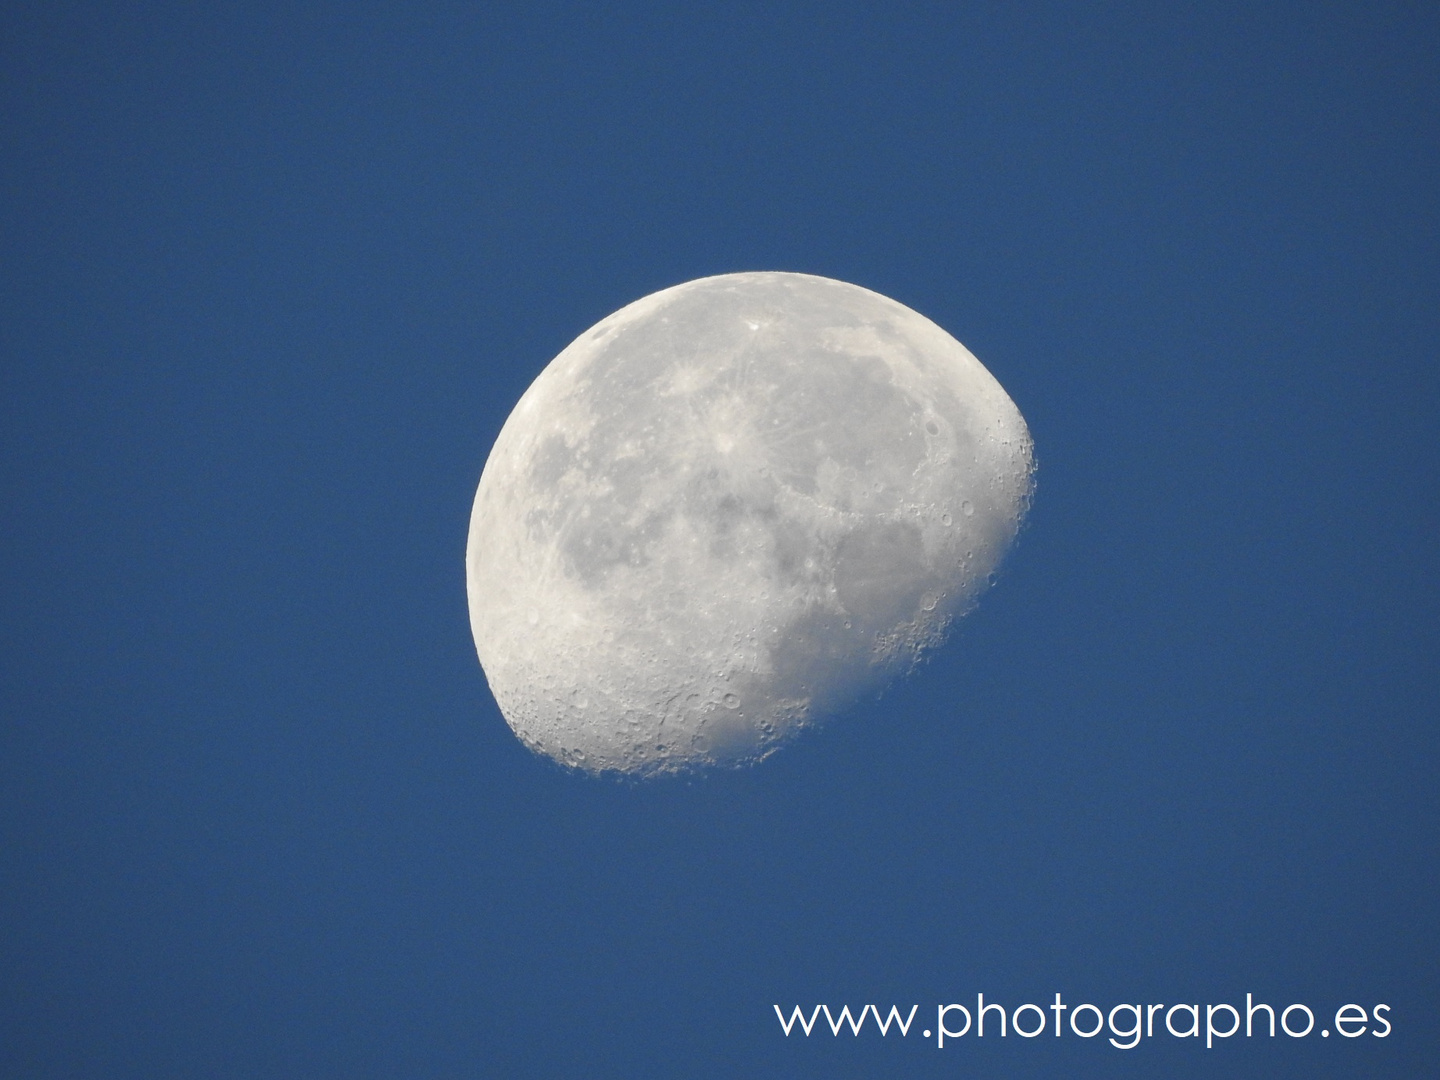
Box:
[467,272,1033,775]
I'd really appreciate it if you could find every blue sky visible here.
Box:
[2,3,1436,1077]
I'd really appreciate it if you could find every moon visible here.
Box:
[466,272,1033,775]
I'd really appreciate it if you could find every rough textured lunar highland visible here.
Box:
[467,272,1033,775]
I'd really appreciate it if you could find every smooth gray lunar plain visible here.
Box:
[466,272,1034,775]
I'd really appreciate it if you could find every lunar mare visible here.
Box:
[466,272,1033,775]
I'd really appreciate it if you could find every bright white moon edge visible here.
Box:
[467,271,1033,776]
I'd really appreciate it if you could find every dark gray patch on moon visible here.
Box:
[833,521,930,635]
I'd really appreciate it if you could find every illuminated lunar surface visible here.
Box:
[466,272,1034,775]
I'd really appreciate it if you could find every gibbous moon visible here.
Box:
[467,272,1033,775]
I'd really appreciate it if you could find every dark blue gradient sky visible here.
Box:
[2,3,1436,1077]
